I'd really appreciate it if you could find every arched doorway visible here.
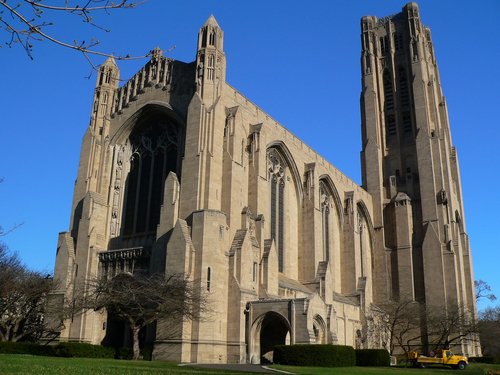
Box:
[312,315,327,344]
[259,312,290,363]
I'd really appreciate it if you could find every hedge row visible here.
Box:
[355,349,391,366]
[273,345,391,367]
[273,344,356,367]
[469,356,500,364]
[0,342,114,359]
[53,343,115,358]
[0,342,55,356]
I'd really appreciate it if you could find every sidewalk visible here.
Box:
[183,363,294,374]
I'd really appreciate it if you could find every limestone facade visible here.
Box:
[360,2,479,356]
[52,3,479,363]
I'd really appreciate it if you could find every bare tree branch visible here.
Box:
[0,179,24,237]
[475,280,497,302]
[0,223,24,237]
[24,0,139,12]
[0,0,150,66]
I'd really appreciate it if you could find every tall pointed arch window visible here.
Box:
[122,115,180,236]
[357,209,367,277]
[319,181,331,262]
[267,148,286,272]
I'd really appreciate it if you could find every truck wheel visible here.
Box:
[457,361,466,370]
[419,363,426,369]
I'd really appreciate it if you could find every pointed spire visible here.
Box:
[203,14,220,28]
[198,14,224,52]
[96,55,119,88]
[102,55,117,67]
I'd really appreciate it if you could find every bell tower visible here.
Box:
[196,15,226,104]
[87,57,120,194]
[360,2,478,354]
[179,16,228,218]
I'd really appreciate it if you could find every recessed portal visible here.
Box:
[259,312,290,363]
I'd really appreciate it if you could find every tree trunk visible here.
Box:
[132,327,141,360]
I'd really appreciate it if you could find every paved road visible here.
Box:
[184,363,293,374]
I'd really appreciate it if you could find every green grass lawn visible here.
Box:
[0,355,253,375]
[272,363,500,375]
[1,355,499,375]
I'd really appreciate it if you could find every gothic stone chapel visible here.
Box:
[52,3,479,363]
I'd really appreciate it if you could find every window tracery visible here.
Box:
[268,148,286,272]
[122,122,179,236]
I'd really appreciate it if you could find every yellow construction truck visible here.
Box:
[408,349,468,370]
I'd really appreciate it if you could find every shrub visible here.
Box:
[468,356,500,364]
[53,342,114,358]
[273,344,356,367]
[355,349,390,366]
[0,342,55,356]
[0,341,113,359]
[114,347,133,359]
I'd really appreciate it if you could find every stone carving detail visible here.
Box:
[411,37,419,61]
[267,148,285,180]
[319,182,330,209]
[99,247,146,277]
[110,144,129,237]
[113,54,172,114]
[437,189,448,205]
[304,164,315,199]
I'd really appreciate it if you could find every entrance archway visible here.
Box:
[312,315,327,344]
[259,312,290,363]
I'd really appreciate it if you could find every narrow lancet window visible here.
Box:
[398,67,410,107]
[207,267,211,291]
[207,55,215,80]
[383,70,394,111]
[320,181,331,262]
[267,148,286,272]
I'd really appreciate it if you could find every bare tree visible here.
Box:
[475,280,497,303]
[81,273,208,360]
[0,243,58,342]
[375,299,479,359]
[376,299,422,356]
[478,306,500,358]
[0,0,149,64]
[425,304,479,354]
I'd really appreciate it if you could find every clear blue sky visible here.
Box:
[1,1,499,311]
